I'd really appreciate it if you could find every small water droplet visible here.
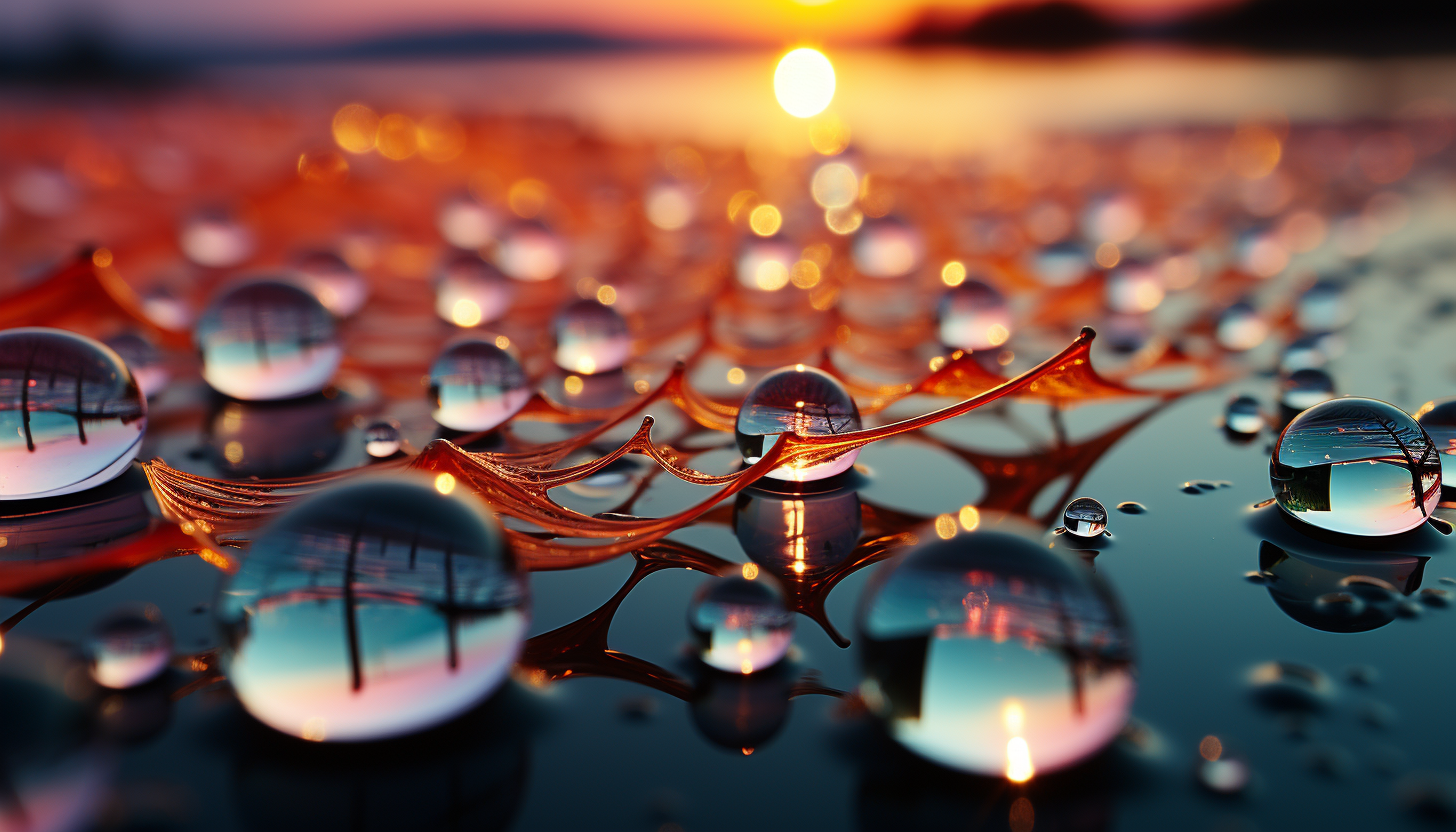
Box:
[1296,279,1353,331]
[1116,501,1147,514]
[435,253,514,327]
[1279,332,1342,373]
[496,219,565,282]
[429,339,531,432]
[1414,397,1456,482]
[179,209,254,268]
[88,606,172,689]
[1279,367,1336,413]
[1419,587,1452,607]
[735,235,798,292]
[364,421,402,458]
[1198,756,1252,795]
[1,328,148,499]
[1224,395,1265,435]
[1216,301,1268,351]
[1270,398,1441,536]
[215,475,527,741]
[735,365,862,482]
[1062,497,1108,538]
[1026,241,1089,287]
[437,191,499,249]
[1105,261,1164,314]
[194,280,342,401]
[1247,661,1334,711]
[553,299,630,376]
[293,251,368,318]
[688,575,794,674]
[852,215,924,278]
[937,280,1012,352]
[1313,591,1366,618]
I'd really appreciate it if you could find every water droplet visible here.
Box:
[435,253,515,327]
[194,280,342,401]
[733,484,862,578]
[1346,664,1379,686]
[496,220,565,282]
[735,365,862,482]
[1062,497,1108,537]
[1225,394,1265,435]
[364,421,402,458]
[1296,279,1353,331]
[1258,540,1422,633]
[429,339,531,432]
[1414,397,1456,482]
[1304,743,1356,778]
[103,331,169,399]
[1420,587,1452,607]
[852,215,924,278]
[1279,332,1342,373]
[937,281,1012,351]
[1104,261,1164,314]
[1279,368,1336,413]
[1313,591,1366,618]
[553,299,630,376]
[0,328,148,499]
[735,234,798,292]
[1116,501,1147,514]
[1215,301,1268,351]
[437,191,499,249]
[293,251,368,318]
[1270,398,1441,536]
[858,520,1135,777]
[215,474,527,741]
[688,575,794,674]
[1026,241,1089,287]
[88,606,172,689]
[179,209,254,268]
[1247,661,1334,711]
[1198,756,1251,795]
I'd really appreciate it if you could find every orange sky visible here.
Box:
[1,0,1240,47]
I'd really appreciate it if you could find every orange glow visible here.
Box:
[808,113,851,155]
[198,549,231,570]
[332,104,379,154]
[434,472,457,495]
[564,375,585,395]
[417,113,467,163]
[935,514,957,539]
[451,299,483,327]
[509,179,550,217]
[375,114,418,160]
[91,248,114,268]
[775,48,836,118]
[1005,737,1035,782]
[958,505,981,531]
[727,367,747,385]
[1200,735,1223,761]
[596,285,618,305]
[749,204,783,236]
[742,562,760,580]
[941,261,966,286]
[1230,124,1282,179]
[297,149,349,184]
[1094,242,1121,268]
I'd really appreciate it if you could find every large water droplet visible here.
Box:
[194,280,342,401]
[1225,394,1265,435]
[1270,398,1441,536]
[1215,301,1268,351]
[1279,368,1336,413]
[1062,497,1108,538]
[496,220,565,282]
[1,328,147,500]
[429,339,531,432]
[1415,397,1456,482]
[553,299,630,376]
[215,474,528,741]
[435,254,514,327]
[179,210,254,268]
[937,281,1012,352]
[88,606,172,689]
[858,520,1135,778]
[293,251,368,318]
[734,365,862,482]
[364,421,402,458]
[852,215,924,278]
[733,484,862,578]
[688,574,795,674]
[103,331,169,400]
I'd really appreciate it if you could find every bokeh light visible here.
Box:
[774,48,836,119]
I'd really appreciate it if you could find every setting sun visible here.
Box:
[774,48,836,118]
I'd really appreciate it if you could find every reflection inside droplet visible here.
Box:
[429,339,531,432]
[734,365,862,482]
[1062,497,1108,538]
[88,606,172,689]
[1225,394,1265,435]
[733,484,862,577]
[553,299,630,376]
[937,280,1012,352]
[364,421,402,459]
[435,253,514,328]
[293,251,368,318]
[194,280,342,401]
[1415,397,1456,482]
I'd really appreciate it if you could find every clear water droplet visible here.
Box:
[103,331,169,400]
[553,299,630,376]
[1419,587,1452,607]
[215,475,527,741]
[858,521,1135,777]
[852,215,924,278]
[435,253,514,327]
[1247,661,1334,711]
[735,235,798,292]
[1116,501,1147,514]
[1104,261,1164,314]
[1026,241,1089,287]
[496,220,565,282]
[364,421,402,458]
[179,210,254,268]
[1062,497,1108,537]
[1415,397,1456,482]
[1280,332,1341,373]
[733,484,863,577]
[688,575,794,674]
[1279,368,1336,413]
[1,328,147,500]
[1225,394,1265,435]
[734,365,862,482]
[1296,279,1353,331]
[1271,398,1441,536]
[1197,756,1251,795]
[1215,301,1268,351]
[194,280,342,401]
[293,251,368,318]
[429,339,531,433]
[937,281,1013,351]
[437,191,499,249]
[88,606,172,689]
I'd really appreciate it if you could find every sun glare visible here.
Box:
[774,48,835,119]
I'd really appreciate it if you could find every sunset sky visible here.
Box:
[2,0,1239,49]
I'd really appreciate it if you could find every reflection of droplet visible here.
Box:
[735,365,862,482]
[733,484,862,577]
[858,520,1135,778]
[216,475,527,741]
[852,215,925,279]
[364,421,402,458]
[1116,501,1147,514]
[937,281,1012,351]
[429,340,531,432]
[553,299,630,376]
[88,606,172,689]
[1,328,148,500]
[1279,368,1336,413]
[1414,397,1456,482]
[435,253,514,327]
[1225,395,1265,435]
[1313,591,1366,618]
[691,664,792,751]
[179,210,255,268]
[103,332,169,400]
[1062,497,1108,538]
[688,575,795,674]
[1270,398,1441,536]
[194,280,342,401]
[293,251,368,318]
[206,395,343,478]
[1247,661,1334,711]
